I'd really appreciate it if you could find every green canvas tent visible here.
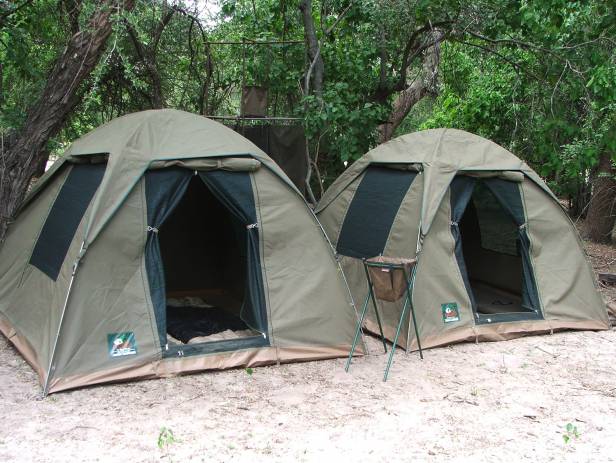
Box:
[0,109,358,394]
[316,128,609,350]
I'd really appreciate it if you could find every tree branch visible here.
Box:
[378,30,444,142]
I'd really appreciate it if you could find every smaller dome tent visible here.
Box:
[0,109,357,394]
[316,129,608,350]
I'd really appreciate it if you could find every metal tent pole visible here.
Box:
[407,169,424,353]
[42,241,85,397]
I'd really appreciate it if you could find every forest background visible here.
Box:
[0,0,614,242]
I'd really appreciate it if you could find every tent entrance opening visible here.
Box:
[458,181,533,317]
[159,176,259,345]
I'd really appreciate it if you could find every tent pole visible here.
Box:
[407,169,425,353]
[307,206,368,354]
[42,240,85,397]
[406,234,422,353]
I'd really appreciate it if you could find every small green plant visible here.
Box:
[245,367,254,376]
[158,426,177,451]
[563,423,580,444]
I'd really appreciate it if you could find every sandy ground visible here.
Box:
[1,330,615,462]
[1,237,616,462]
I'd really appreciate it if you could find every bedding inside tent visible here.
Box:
[157,175,259,344]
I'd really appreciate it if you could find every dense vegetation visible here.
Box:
[0,0,615,241]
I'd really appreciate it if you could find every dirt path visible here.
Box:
[1,328,615,462]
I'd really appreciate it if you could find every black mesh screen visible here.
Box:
[337,166,417,258]
[472,182,519,256]
[29,164,105,280]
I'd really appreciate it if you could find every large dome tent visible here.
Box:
[316,128,609,351]
[0,109,358,394]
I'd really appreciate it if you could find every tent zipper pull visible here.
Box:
[246,223,258,229]
[146,226,159,233]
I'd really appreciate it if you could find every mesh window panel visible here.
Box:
[29,164,106,280]
[472,182,519,256]
[337,167,417,259]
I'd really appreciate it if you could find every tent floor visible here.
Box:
[165,293,259,345]
[471,280,531,315]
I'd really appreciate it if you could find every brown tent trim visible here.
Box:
[364,318,609,351]
[47,344,360,394]
[0,314,46,386]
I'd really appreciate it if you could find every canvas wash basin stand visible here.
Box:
[346,256,423,381]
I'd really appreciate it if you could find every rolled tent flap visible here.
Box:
[144,168,193,348]
[370,162,422,172]
[149,157,261,172]
[463,170,524,182]
[198,171,268,335]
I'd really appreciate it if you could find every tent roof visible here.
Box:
[357,128,531,167]
[27,109,301,249]
[316,128,555,234]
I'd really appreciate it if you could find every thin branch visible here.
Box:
[151,4,175,52]
[324,1,353,35]
[466,30,553,53]
[453,38,544,83]
[395,20,453,89]
[551,61,568,118]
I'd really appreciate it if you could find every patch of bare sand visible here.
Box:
[0,329,615,462]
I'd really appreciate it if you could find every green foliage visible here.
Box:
[157,426,178,450]
[414,1,616,202]
[1,1,67,130]
[2,0,614,203]
[245,367,254,375]
[563,422,580,444]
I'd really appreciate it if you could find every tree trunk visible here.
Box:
[299,0,324,205]
[0,0,135,244]
[0,61,4,109]
[299,0,324,99]
[378,31,443,143]
[587,151,616,243]
[125,2,174,109]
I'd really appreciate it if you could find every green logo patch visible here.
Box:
[108,332,137,358]
[441,303,460,323]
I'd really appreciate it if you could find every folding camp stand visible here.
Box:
[345,257,423,381]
